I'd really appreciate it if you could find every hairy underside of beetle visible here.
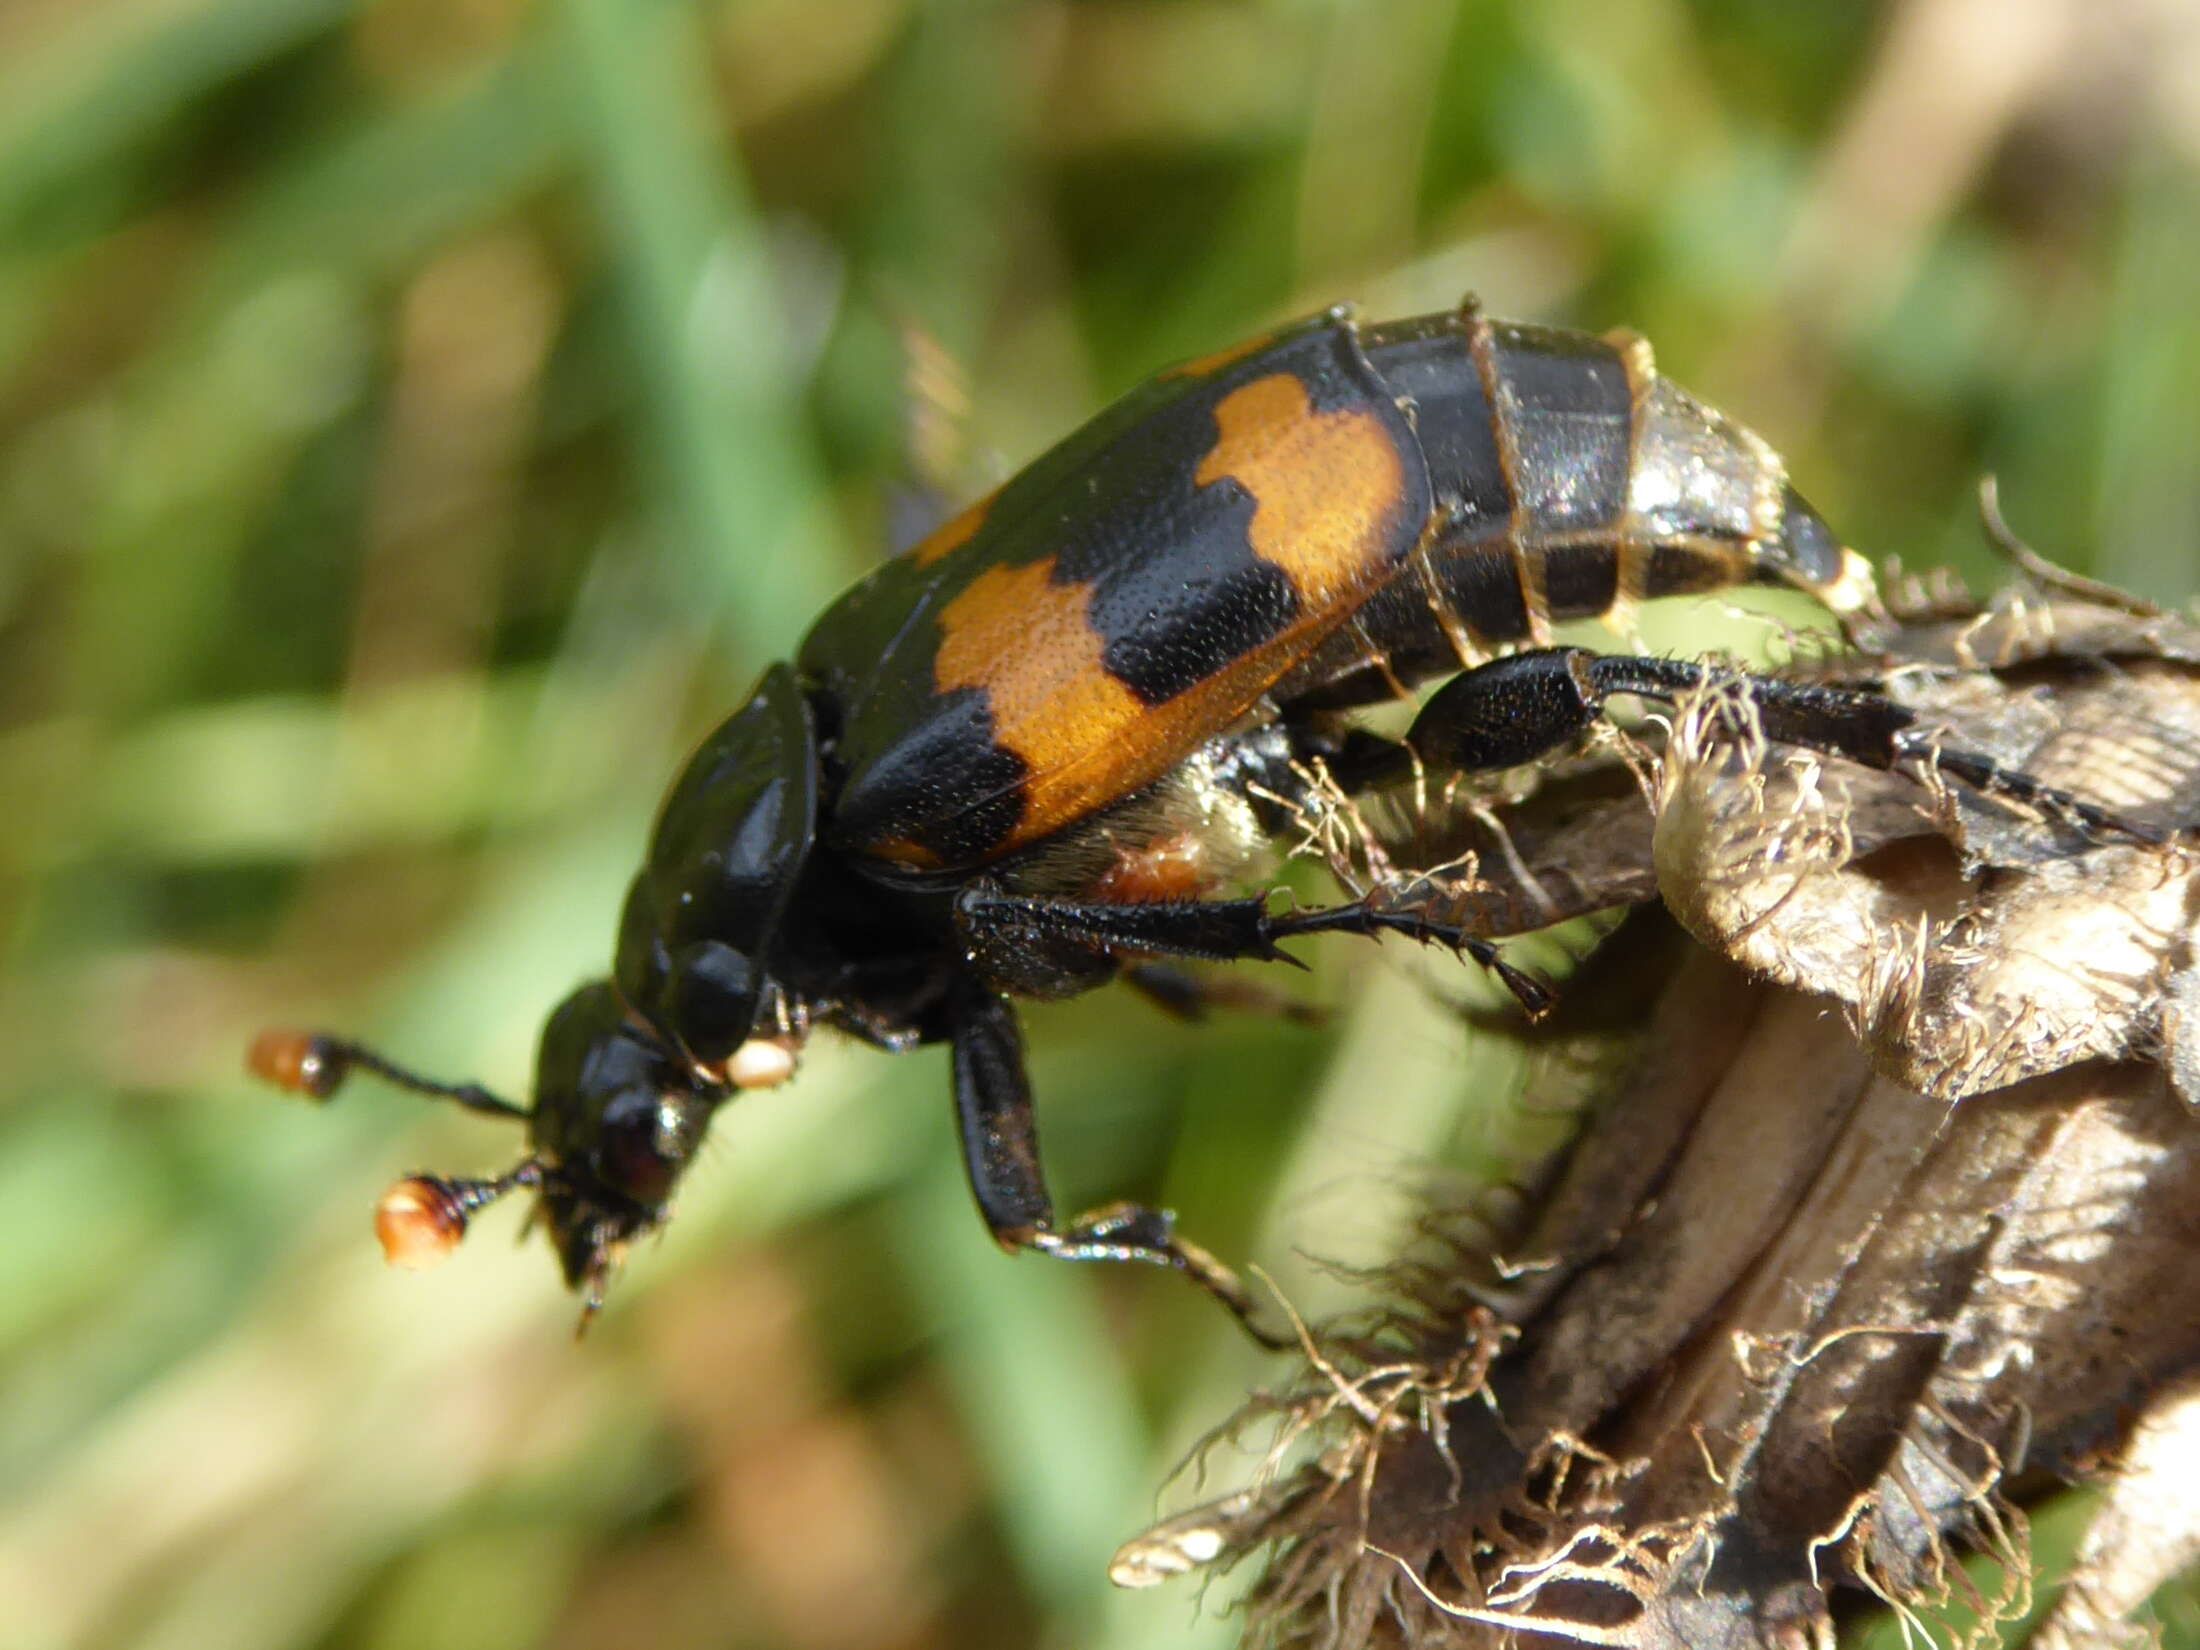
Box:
[1113,570,2200,1649]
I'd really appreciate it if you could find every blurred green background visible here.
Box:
[5,2,2198,1648]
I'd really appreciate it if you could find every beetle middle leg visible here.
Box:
[949,980,1291,1346]
[953,881,1556,1014]
[1404,647,2159,842]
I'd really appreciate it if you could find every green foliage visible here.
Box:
[5,2,2196,1647]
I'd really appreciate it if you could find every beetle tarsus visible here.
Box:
[1030,1202,1292,1350]
[1903,741,2164,845]
[1262,898,1556,1016]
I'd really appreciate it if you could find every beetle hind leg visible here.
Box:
[950,979,1290,1347]
[1405,647,2160,844]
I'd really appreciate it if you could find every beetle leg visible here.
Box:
[1295,724,1418,794]
[955,882,1554,1015]
[1261,898,1556,1014]
[1407,647,2159,843]
[949,981,1289,1346]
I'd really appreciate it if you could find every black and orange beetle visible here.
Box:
[252,300,2137,1335]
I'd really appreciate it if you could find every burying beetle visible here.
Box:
[251,299,2145,1340]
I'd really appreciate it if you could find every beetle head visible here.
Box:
[521,977,803,1300]
[248,664,827,1323]
[523,979,712,1304]
[248,976,804,1325]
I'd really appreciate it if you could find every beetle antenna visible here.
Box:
[375,1160,545,1271]
[248,1028,527,1120]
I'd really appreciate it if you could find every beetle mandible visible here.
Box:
[252,299,2134,1337]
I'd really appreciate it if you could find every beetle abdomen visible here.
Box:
[1383,308,1853,613]
[1275,310,1863,706]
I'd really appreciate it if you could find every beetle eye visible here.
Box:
[595,1092,682,1207]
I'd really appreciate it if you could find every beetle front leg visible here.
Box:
[949,981,1289,1347]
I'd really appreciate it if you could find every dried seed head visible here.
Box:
[1155,578,2200,1649]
